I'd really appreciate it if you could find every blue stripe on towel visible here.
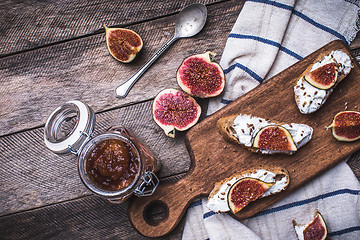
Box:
[189,199,202,208]
[223,63,263,83]
[202,190,360,231]
[292,10,348,44]
[228,34,303,60]
[253,189,360,218]
[204,211,216,219]
[329,226,360,237]
[247,0,348,44]
[248,0,293,11]
[221,99,233,105]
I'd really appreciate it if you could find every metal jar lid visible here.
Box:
[44,100,95,155]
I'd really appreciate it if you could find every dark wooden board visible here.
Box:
[0,0,222,56]
[127,40,360,237]
[0,0,243,137]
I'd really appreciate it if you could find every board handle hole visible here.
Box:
[143,200,169,226]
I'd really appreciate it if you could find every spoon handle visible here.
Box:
[115,35,179,98]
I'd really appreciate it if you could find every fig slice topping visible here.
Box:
[253,125,297,152]
[293,210,327,240]
[327,110,360,141]
[227,178,274,214]
[304,62,338,90]
[104,24,143,63]
[152,89,201,138]
[176,51,225,98]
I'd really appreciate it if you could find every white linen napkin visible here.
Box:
[182,0,360,239]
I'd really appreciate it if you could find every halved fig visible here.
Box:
[176,51,225,98]
[304,62,338,90]
[227,178,274,214]
[293,210,327,240]
[152,89,201,138]
[327,111,360,141]
[253,125,297,152]
[104,24,143,63]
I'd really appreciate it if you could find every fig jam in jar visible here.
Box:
[44,101,159,203]
[86,138,139,191]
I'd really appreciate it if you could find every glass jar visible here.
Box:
[44,100,160,203]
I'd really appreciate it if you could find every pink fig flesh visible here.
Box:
[293,210,327,240]
[105,24,143,63]
[329,111,360,141]
[177,52,225,98]
[152,89,201,138]
[253,125,297,152]
[304,62,338,90]
[227,178,274,214]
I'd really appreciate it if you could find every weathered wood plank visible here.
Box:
[0,194,186,240]
[0,0,223,56]
[347,150,360,181]
[350,32,360,50]
[0,100,193,216]
[0,0,243,136]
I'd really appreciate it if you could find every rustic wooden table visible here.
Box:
[1,0,360,239]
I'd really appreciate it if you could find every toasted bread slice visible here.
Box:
[294,49,353,114]
[217,114,262,154]
[302,49,352,86]
[216,115,240,144]
[207,166,290,213]
[217,114,313,155]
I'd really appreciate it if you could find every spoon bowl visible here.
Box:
[115,4,207,98]
[175,4,207,38]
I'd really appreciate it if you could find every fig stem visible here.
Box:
[207,51,217,62]
[115,35,179,98]
[325,124,333,130]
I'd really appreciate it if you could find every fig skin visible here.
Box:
[327,110,360,141]
[227,178,274,214]
[253,125,297,152]
[152,88,201,138]
[304,62,338,90]
[293,210,327,240]
[104,24,143,63]
[176,51,225,98]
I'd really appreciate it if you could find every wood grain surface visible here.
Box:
[1,0,360,239]
[0,100,193,216]
[0,0,242,137]
[127,40,360,237]
[0,0,223,56]
[0,1,245,239]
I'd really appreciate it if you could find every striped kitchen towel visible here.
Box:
[182,0,360,239]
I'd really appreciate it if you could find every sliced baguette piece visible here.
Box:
[294,49,353,114]
[207,166,290,213]
[216,115,241,145]
[217,114,313,155]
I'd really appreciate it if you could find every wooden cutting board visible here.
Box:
[127,40,360,237]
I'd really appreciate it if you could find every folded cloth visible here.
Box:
[182,0,360,239]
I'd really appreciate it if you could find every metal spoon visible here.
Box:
[115,3,207,98]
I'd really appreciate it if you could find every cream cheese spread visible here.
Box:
[294,50,352,114]
[294,224,307,240]
[232,114,313,154]
[206,169,289,213]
